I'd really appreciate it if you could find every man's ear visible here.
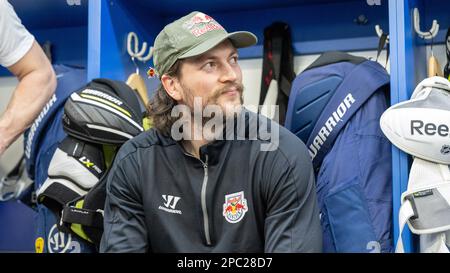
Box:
[161,74,182,101]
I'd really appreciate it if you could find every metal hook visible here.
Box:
[429,31,434,56]
[137,46,154,62]
[413,7,439,40]
[375,25,389,43]
[126,32,154,72]
[131,56,139,74]
[127,32,146,58]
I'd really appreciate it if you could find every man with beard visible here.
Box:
[100,11,322,253]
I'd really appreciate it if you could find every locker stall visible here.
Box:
[0,0,88,252]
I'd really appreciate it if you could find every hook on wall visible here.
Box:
[413,7,439,40]
[126,32,154,65]
[375,25,389,43]
[125,32,153,106]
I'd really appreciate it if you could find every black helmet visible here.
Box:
[62,78,144,145]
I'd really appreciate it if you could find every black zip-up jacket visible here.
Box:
[100,110,322,252]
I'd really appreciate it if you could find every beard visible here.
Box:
[180,81,244,126]
[175,82,244,141]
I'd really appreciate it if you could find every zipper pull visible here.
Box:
[203,155,209,168]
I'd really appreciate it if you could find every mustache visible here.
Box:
[211,83,244,99]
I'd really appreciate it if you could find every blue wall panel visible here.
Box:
[11,0,87,29]
[88,0,161,94]
[389,0,416,253]
[159,1,389,55]
[0,26,87,76]
[98,0,389,97]
[1,1,88,77]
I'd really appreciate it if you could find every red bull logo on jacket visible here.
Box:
[222,191,248,223]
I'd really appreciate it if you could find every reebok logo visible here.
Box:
[410,120,450,137]
[158,195,182,214]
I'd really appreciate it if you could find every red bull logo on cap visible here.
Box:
[182,12,224,37]
[222,191,248,224]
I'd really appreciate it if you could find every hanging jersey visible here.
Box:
[259,22,295,124]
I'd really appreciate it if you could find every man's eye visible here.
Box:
[230,56,238,64]
[203,62,215,69]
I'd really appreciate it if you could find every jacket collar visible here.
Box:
[154,107,254,165]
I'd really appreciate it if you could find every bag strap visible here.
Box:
[306,61,390,170]
[444,28,450,80]
[395,198,416,253]
[396,199,450,253]
[61,205,103,228]
[259,24,278,106]
[376,33,389,68]
[259,22,294,124]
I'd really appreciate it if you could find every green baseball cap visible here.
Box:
[153,11,257,77]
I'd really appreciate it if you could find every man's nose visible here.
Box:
[219,63,238,83]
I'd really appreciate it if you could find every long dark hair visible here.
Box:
[146,60,182,136]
